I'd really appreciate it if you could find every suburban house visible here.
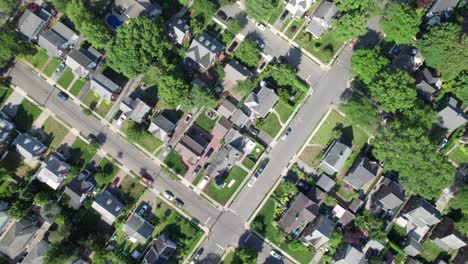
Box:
[331,204,355,226]
[65,47,102,78]
[17,9,49,41]
[120,97,151,124]
[319,139,352,175]
[184,33,224,72]
[403,236,423,257]
[13,133,47,161]
[92,190,125,225]
[343,158,379,192]
[167,18,191,45]
[206,144,242,186]
[0,116,15,153]
[300,214,335,248]
[426,0,460,18]
[278,193,320,236]
[335,245,365,264]
[243,82,279,118]
[415,67,441,101]
[229,108,250,129]
[371,178,405,215]
[111,0,161,23]
[305,186,326,204]
[224,128,255,154]
[38,22,77,57]
[437,97,467,132]
[90,74,122,102]
[0,218,39,260]
[223,59,253,92]
[217,99,237,119]
[148,113,177,143]
[63,170,95,209]
[21,240,48,264]
[122,213,155,244]
[391,45,424,73]
[143,234,177,264]
[0,201,9,232]
[305,0,337,38]
[35,153,72,190]
[175,125,212,165]
[286,0,314,18]
[430,218,466,251]
[397,198,441,242]
[316,174,336,193]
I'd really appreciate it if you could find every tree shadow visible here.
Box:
[353,29,382,50]
[11,104,34,132]
[284,47,303,70]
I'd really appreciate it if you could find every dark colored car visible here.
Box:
[228,41,239,53]
[141,174,154,185]
[254,38,265,49]
[57,91,69,101]
[280,10,289,20]
[192,165,202,176]
[216,10,228,21]
[175,198,184,208]
[205,148,214,159]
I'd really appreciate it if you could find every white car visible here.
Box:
[270,249,282,260]
[138,204,148,216]
[247,177,257,187]
[256,22,266,30]
[116,113,127,127]
[163,191,174,201]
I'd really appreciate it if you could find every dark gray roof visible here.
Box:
[373,178,405,211]
[168,18,190,45]
[277,193,319,234]
[38,30,66,55]
[416,80,438,100]
[51,22,76,41]
[403,237,422,256]
[427,0,459,16]
[123,213,155,244]
[17,10,46,40]
[64,171,94,207]
[335,245,365,264]
[348,198,363,213]
[185,33,223,71]
[205,144,242,178]
[344,158,379,190]
[144,235,177,264]
[0,219,38,259]
[229,108,249,128]
[43,154,71,176]
[13,133,47,157]
[320,139,352,174]
[122,97,151,123]
[68,49,94,68]
[306,1,337,37]
[316,174,336,192]
[90,74,122,100]
[438,97,467,131]
[244,83,279,118]
[22,240,48,264]
[152,114,176,133]
[93,190,124,219]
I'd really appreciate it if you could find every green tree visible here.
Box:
[8,198,31,219]
[288,239,305,251]
[323,195,338,207]
[189,85,217,109]
[232,79,255,98]
[192,0,216,17]
[191,14,209,36]
[341,95,378,133]
[0,0,17,13]
[234,39,261,68]
[270,64,297,87]
[157,76,189,108]
[450,186,468,214]
[227,20,244,36]
[381,3,421,44]
[245,0,279,21]
[49,0,69,13]
[0,30,29,68]
[218,0,236,6]
[34,192,53,207]
[351,47,390,84]
[354,210,387,242]
[107,17,172,77]
[444,71,468,104]
[334,12,368,41]
[48,223,71,244]
[40,202,61,223]
[418,23,468,80]
[455,215,468,236]
[369,69,416,113]
[336,0,374,11]
[44,243,78,264]
[234,248,257,264]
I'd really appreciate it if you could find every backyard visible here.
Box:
[195,110,219,133]
[121,120,163,153]
[116,175,145,206]
[420,240,443,262]
[69,79,87,96]
[298,145,322,168]
[69,138,97,165]
[57,68,74,89]
[296,30,344,64]
[205,166,248,205]
[164,150,187,175]
[41,117,69,149]
[43,59,61,77]
[13,99,42,132]
[257,113,282,138]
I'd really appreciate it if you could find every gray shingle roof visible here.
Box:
[123,213,155,244]
[144,235,177,264]
[184,33,223,71]
[438,97,467,131]
[403,198,441,228]
[51,22,76,41]
[277,193,319,234]
[92,190,124,224]
[316,174,336,192]
[205,144,242,178]
[67,49,94,69]
[121,97,151,123]
[306,1,337,37]
[223,59,253,91]
[90,74,122,101]
[151,114,176,133]
[168,18,190,45]
[373,178,405,211]
[344,158,379,190]
[36,153,72,189]
[64,171,94,209]
[38,30,66,56]
[17,10,46,40]
[22,240,48,264]
[0,219,38,259]
[403,237,422,256]
[320,139,352,175]
[13,133,47,158]
[244,83,279,118]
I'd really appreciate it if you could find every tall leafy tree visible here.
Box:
[351,47,389,84]
[455,215,468,236]
[234,248,257,264]
[245,0,279,21]
[157,76,189,108]
[0,0,17,13]
[336,0,374,11]
[450,186,468,214]
[341,95,378,134]
[270,64,297,87]
[381,3,421,44]
[234,39,261,68]
[418,23,468,80]
[192,0,216,17]
[107,17,172,77]
[445,71,468,104]
[0,30,29,68]
[333,12,368,41]
[189,85,217,109]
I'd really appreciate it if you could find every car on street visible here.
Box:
[270,249,282,260]
[192,165,202,176]
[247,177,257,187]
[141,173,154,185]
[256,22,266,30]
[175,198,184,208]
[163,191,174,201]
[56,62,66,73]
[138,204,148,216]
[185,113,192,123]
[216,10,228,21]
[254,38,265,50]
[194,248,203,260]
[57,91,69,101]
[282,127,292,140]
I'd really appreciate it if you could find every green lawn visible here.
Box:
[336,184,359,202]
[280,18,292,32]
[121,120,163,153]
[57,67,74,89]
[285,18,306,39]
[275,101,294,123]
[242,157,256,170]
[164,150,187,175]
[41,117,69,149]
[69,137,97,165]
[13,99,42,132]
[117,175,145,205]
[96,100,112,117]
[99,157,120,180]
[268,1,285,24]
[24,48,49,69]
[258,113,282,137]
[252,198,316,263]
[298,145,322,168]
[69,79,87,96]
[195,110,219,133]
[223,251,235,264]
[192,167,206,186]
[0,86,13,107]
[43,59,61,77]
[421,240,443,262]
[206,166,248,205]
[82,91,100,110]
[449,145,468,165]
[296,30,344,64]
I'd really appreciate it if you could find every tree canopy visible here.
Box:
[157,76,189,108]
[418,22,468,80]
[233,248,258,264]
[333,13,368,41]
[0,0,17,13]
[245,0,279,21]
[336,0,374,11]
[381,3,421,44]
[340,95,378,134]
[270,64,297,87]
[369,69,416,113]
[445,71,468,104]
[192,0,216,17]
[107,17,172,78]
[354,210,386,242]
[234,39,261,68]
[351,47,390,84]
[450,186,468,213]
[189,85,217,109]
[0,30,29,68]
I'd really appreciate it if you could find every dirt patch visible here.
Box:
[298,145,323,168]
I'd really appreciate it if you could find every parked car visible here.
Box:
[56,62,66,73]
[256,22,266,30]
[110,177,120,188]
[248,177,257,187]
[138,204,148,216]
[280,10,289,20]
[162,146,172,158]
[439,138,448,149]
[185,113,192,123]
[257,61,268,73]
[270,250,282,260]
[141,173,154,185]
[175,198,184,208]
[57,91,69,101]
[192,165,202,176]
[116,113,127,127]
[205,148,214,159]
[253,38,265,49]
[194,248,204,260]
[163,191,174,201]
[228,41,239,53]
[281,127,292,140]
[216,10,228,21]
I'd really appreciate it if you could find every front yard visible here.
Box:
[195,110,219,133]
[21,47,49,69]
[43,58,61,77]
[0,86,13,107]
[205,166,248,205]
[57,67,74,89]
[257,113,282,137]
[275,101,294,123]
[41,117,69,149]
[121,120,163,153]
[82,91,100,109]
[449,145,468,165]
[13,99,42,132]
[96,100,112,117]
[69,79,87,96]
[164,150,187,175]
[99,157,120,180]
[285,18,306,39]
[69,138,97,165]
[296,30,344,64]
[420,240,443,262]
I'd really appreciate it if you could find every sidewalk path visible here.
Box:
[1,90,24,117]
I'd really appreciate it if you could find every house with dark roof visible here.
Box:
[22,240,48,264]
[305,1,337,38]
[391,45,424,72]
[300,214,335,248]
[343,158,379,192]
[430,217,466,251]
[305,186,326,204]
[175,125,212,165]
[184,33,224,72]
[286,0,314,18]
[371,178,405,215]
[123,213,155,244]
[319,139,352,175]
[143,234,177,264]
[278,193,319,235]
[17,10,48,41]
[92,190,125,225]
[403,236,422,257]
[120,97,151,124]
[38,22,77,57]
[0,116,15,153]
[0,218,39,260]
[90,74,122,102]
[205,144,242,180]
[243,82,279,118]
[65,48,102,77]
[316,174,336,193]
[415,67,441,101]
[111,0,161,23]
[334,245,365,264]
[437,97,467,132]
[223,59,253,92]
[167,18,191,45]
[64,170,95,209]
[148,113,177,143]
[35,153,71,190]
[13,133,47,161]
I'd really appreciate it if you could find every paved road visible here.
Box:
[7,62,222,229]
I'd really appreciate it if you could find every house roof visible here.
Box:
[13,133,47,158]
[427,0,459,16]
[0,218,38,259]
[36,154,71,189]
[179,135,206,157]
[151,114,176,133]
[205,144,242,178]
[51,22,76,41]
[121,97,151,123]
[168,18,190,45]
[144,235,177,264]
[373,178,405,211]
[114,0,161,19]
[64,171,94,208]
[316,174,336,192]
[244,83,279,118]
[223,59,253,91]
[277,193,319,234]
[224,128,250,152]
[217,99,237,118]
[403,236,422,256]
[438,97,467,131]
[67,49,94,70]
[403,198,441,227]
[306,1,337,37]
[344,158,379,190]
[91,74,122,94]
[17,10,46,40]
[22,240,48,264]
[38,30,66,55]
[0,117,14,143]
[320,139,352,174]
[305,186,326,204]
[335,245,365,264]
[92,190,124,223]
[332,205,355,226]
[286,0,313,17]
[416,80,438,100]
[430,217,466,250]
[184,33,223,71]
[123,213,155,244]
[229,108,249,128]
[300,215,335,247]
